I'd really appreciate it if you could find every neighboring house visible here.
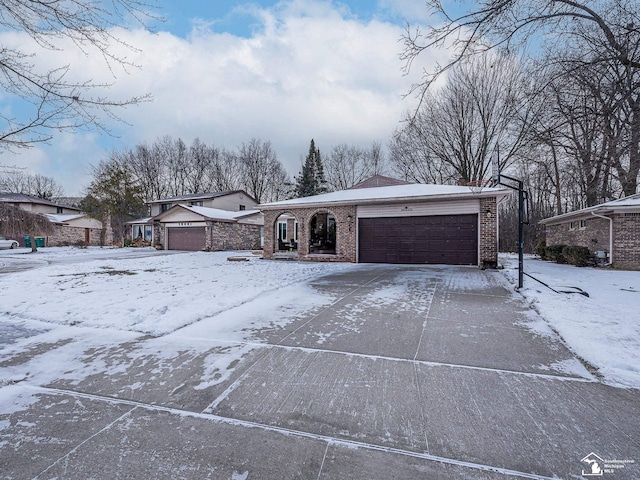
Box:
[539,193,640,269]
[129,190,259,246]
[0,193,110,246]
[259,180,509,267]
[152,205,263,251]
[147,190,257,216]
[45,214,106,246]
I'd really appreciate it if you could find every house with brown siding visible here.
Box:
[540,193,640,270]
[259,181,509,268]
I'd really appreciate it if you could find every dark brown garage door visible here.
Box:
[358,214,478,265]
[167,227,206,251]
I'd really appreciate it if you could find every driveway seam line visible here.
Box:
[173,337,598,384]
[25,385,556,480]
[316,443,330,480]
[33,404,138,478]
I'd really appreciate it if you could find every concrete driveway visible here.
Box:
[1,265,638,479]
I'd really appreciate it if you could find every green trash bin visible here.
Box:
[24,236,31,247]
[35,236,45,247]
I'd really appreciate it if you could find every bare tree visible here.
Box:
[0,203,54,252]
[0,170,64,199]
[402,0,640,100]
[325,142,389,191]
[238,138,290,203]
[0,0,158,150]
[391,54,529,185]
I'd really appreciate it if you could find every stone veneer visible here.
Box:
[264,199,500,267]
[206,221,262,251]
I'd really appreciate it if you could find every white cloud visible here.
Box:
[0,0,448,195]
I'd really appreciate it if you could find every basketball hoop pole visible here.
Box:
[492,146,528,290]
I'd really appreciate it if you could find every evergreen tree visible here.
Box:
[294,139,327,197]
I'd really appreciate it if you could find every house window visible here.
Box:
[239,205,246,211]
[190,201,203,207]
[144,226,152,241]
[294,222,299,242]
[579,219,587,229]
[277,221,287,241]
[161,203,171,212]
[569,221,576,230]
[56,207,63,214]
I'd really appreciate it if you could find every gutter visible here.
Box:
[590,211,613,265]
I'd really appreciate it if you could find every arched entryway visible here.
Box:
[309,212,336,254]
[275,213,298,251]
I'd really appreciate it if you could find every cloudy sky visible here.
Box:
[3,0,447,196]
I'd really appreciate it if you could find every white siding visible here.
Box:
[357,199,480,218]
[205,192,257,211]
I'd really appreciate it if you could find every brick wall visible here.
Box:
[263,206,357,262]
[545,217,610,253]
[612,214,640,270]
[47,225,106,246]
[206,221,262,251]
[479,197,498,268]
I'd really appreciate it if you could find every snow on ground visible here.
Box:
[0,247,353,409]
[0,248,351,336]
[500,254,640,389]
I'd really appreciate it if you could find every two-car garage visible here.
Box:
[358,214,478,265]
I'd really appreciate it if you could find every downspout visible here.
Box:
[591,211,613,265]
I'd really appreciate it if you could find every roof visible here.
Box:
[126,217,154,225]
[349,175,412,189]
[45,214,86,224]
[540,193,640,224]
[0,192,81,211]
[146,190,257,205]
[154,204,261,222]
[260,183,509,209]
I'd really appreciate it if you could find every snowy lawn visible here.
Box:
[0,248,351,336]
[500,254,640,389]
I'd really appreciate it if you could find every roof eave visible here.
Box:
[259,189,510,210]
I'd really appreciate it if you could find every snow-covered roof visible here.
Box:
[155,204,261,222]
[260,183,509,209]
[45,213,86,224]
[540,193,640,224]
[184,205,261,220]
[126,217,154,225]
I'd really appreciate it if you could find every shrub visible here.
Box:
[562,245,593,267]
[545,244,566,263]
[535,239,547,259]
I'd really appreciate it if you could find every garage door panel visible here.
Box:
[358,215,478,265]
[167,227,206,251]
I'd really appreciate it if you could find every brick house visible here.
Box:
[259,182,509,267]
[539,193,640,269]
[129,190,259,249]
[0,193,110,246]
[152,204,263,251]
